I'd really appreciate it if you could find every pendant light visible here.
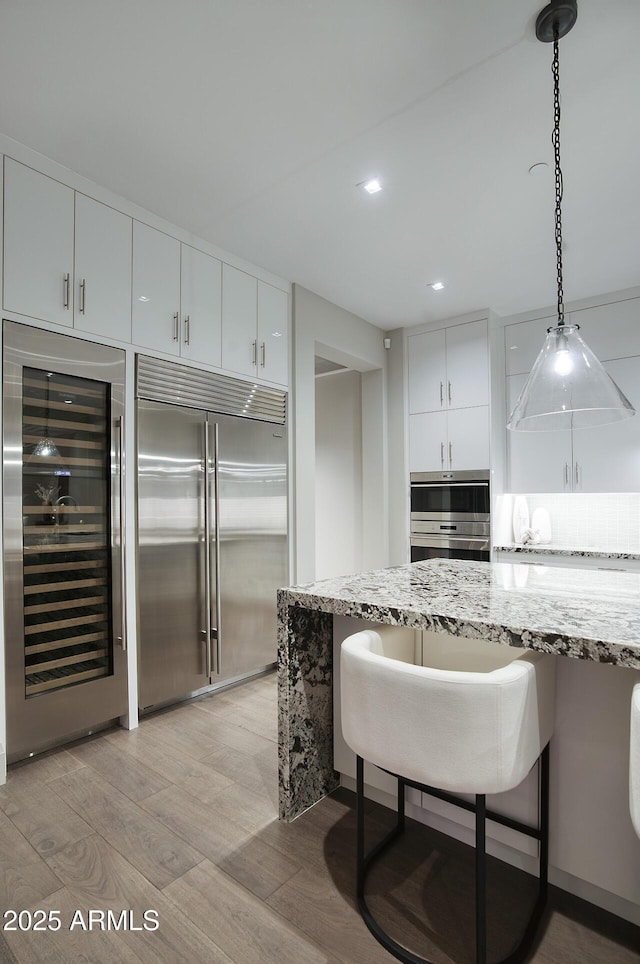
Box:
[507,0,635,432]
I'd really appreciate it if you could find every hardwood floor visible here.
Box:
[0,671,638,963]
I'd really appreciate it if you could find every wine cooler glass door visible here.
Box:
[3,321,127,762]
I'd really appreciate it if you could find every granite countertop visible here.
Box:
[494,543,640,561]
[278,558,640,669]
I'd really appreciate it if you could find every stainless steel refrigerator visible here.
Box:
[136,356,288,710]
[3,321,127,762]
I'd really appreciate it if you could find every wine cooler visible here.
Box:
[3,321,127,762]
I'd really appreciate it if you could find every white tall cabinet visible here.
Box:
[408,318,490,473]
[505,297,640,492]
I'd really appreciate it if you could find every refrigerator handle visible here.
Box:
[212,421,222,675]
[203,420,212,679]
[117,416,127,651]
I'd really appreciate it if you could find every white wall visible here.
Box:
[315,370,363,579]
[292,284,387,583]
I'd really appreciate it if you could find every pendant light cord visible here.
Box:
[552,31,565,326]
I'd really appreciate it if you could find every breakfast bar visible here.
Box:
[277,558,640,919]
[278,558,640,820]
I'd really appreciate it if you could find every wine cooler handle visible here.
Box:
[213,421,222,675]
[118,416,127,651]
[203,420,212,680]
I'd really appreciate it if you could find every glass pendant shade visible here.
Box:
[507,324,636,431]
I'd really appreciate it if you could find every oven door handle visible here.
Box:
[410,535,489,549]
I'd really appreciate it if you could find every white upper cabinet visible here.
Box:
[3,155,287,384]
[221,265,289,386]
[3,159,132,342]
[408,328,446,413]
[445,320,489,409]
[408,319,488,414]
[221,264,258,378]
[74,193,132,342]
[257,281,289,386]
[505,297,640,377]
[132,221,181,354]
[180,244,222,367]
[3,157,75,327]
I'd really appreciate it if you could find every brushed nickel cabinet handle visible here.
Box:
[260,341,266,368]
[79,279,86,314]
[252,339,257,366]
[440,442,444,467]
[184,315,190,345]
[448,380,452,405]
[575,462,581,487]
[173,312,179,341]
[449,441,453,466]
[440,381,443,406]
[63,273,70,309]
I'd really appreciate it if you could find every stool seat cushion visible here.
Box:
[341,627,556,795]
[631,683,640,839]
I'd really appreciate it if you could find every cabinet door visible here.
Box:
[573,356,640,492]
[446,406,490,471]
[506,374,572,492]
[445,319,489,409]
[74,194,132,343]
[180,245,222,367]
[132,222,181,354]
[3,158,74,326]
[221,264,257,378]
[407,328,446,414]
[257,281,288,386]
[409,411,448,472]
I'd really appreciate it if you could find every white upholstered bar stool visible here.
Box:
[630,683,640,840]
[341,626,556,964]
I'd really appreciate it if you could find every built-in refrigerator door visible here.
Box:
[215,413,287,680]
[3,321,127,762]
[137,400,210,709]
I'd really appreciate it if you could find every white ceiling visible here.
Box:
[1,0,639,329]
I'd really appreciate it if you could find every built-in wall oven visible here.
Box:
[410,470,490,562]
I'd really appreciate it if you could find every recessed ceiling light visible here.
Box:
[428,281,445,291]
[138,295,151,302]
[359,178,382,194]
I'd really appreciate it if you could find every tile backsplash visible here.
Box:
[494,492,640,552]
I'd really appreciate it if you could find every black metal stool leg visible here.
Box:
[356,755,365,900]
[354,745,551,964]
[476,794,487,964]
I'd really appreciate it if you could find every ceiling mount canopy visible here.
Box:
[507,0,635,432]
[534,0,577,43]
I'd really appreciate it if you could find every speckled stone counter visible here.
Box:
[277,558,640,821]
[494,543,640,561]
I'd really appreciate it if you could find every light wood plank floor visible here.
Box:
[0,672,638,963]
